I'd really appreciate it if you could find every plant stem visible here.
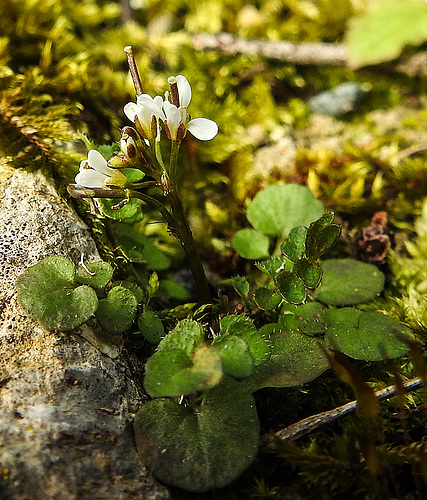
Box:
[261,376,425,450]
[166,141,211,303]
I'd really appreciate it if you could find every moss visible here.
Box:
[2,0,427,497]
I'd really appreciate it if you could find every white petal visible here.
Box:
[75,169,107,188]
[124,102,137,123]
[187,118,218,141]
[176,75,192,108]
[136,93,155,104]
[87,150,112,175]
[163,100,181,127]
[153,95,164,109]
[137,95,165,120]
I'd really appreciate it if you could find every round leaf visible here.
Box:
[98,198,143,223]
[323,308,414,361]
[75,260,113,290]
[233,276,250,298]
[138,311,164,344]
[96,286,137,334]
[247,184,324,237]
[111,222,170,270]
[315,259,385,305]
[157,319,205,356]
[135,378,260,492]
[275,270,306,304]
[232,228,270,259]
[219,316,270,365]
[144,346,223,397]
[294,258,322,289]
[281,226,308,262]
[242,331,330,391]
[16,256,98,332]
[254,287,282,310]
[212,335,255,378]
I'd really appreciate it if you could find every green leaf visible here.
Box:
[135,378,259,491]
[157,319,205,356]
[75,260,113,290]
[323,308,414,361]
[275,270,306,304]
[233,276,250,298]
[212,336,255,378]
[220,315,257,336]
[111,222,170,270]
[281,226,308,262]
[232,228,270,259]
[294,258,322,289]
[96,286,137,334]
[280,302,326,335]
[257,256,288,276]
[16,256,98,332]
[138,311,164,344]
[111,280,144,302]
[253,287,282,310]
[247,184,324,237]
[242,331,330,391]
[346,0,427,68]
[122,167,145,183]
[98,198,144,223]
[158,279,189,301]
[315,259,385,306]
[144,345,223,397]
[219,316,270,366]
[305,222,341,260]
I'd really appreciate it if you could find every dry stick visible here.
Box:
[193,32,347,66]
[192,32,427,75]
[124,46,143,96]
[261,377,425,452]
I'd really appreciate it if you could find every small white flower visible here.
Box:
[123,94,165,140]
[75,150,127,188]
[163,75,218,142]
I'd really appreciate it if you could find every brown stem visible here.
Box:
[124,46,143,96]
[261,376,425,451]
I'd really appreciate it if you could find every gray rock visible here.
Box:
[308,82,369,116]
[0,165,171,500]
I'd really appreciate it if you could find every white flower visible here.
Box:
[163,75,218,141]
[75,150,127,189]
[123,94,165,140]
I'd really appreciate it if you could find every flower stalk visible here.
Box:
[68,46,218,304]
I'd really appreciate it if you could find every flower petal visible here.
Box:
[137,95,165,120]
[75,169,107,188]
[163,100,181,127]
[87,150,112,175]
[124,102,138,123]
[176,75,192,108]
[187,118,218,141]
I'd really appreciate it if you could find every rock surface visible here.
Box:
[0,165,171,500]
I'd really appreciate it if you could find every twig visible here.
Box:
[124,46,143,96]
[261,377,425,452]
[193,32,347,66]
[192,32,427,75]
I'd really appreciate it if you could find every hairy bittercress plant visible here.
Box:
[15,46,417,493]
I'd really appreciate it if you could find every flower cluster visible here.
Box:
[124,75,218,142]
[72,74,218,190]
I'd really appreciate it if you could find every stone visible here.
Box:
[0,164,171,500]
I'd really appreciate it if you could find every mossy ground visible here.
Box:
[2,1,427,498]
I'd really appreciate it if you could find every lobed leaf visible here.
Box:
[16,255,98,332]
